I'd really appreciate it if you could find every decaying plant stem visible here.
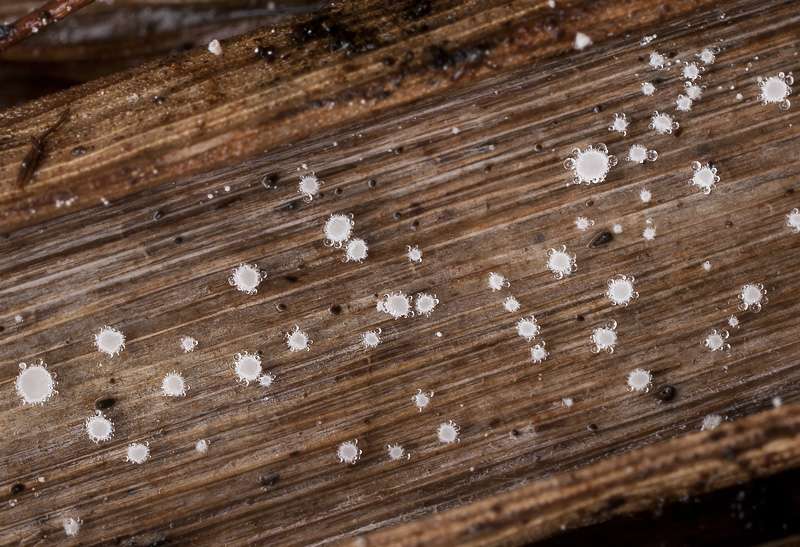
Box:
[0,0,95,53]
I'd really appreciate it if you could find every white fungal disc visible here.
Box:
[286,326,311,351]
[488,272,508,291]
[126,443,150,464]
[387,444,408,461]
[627,368,652,391]
[85,412,114,443]
[162,372,187,396]
[437,421,460,444]
[516,316,540,341]
[412,389,433,410]
[704,329,730,352]
[605,274,638,306]
[345,238,368,262]
[407,245,423,263]
[15,361,56,404]
[337,440,361,464]
[530,342,548,363]
[298,173,322,198]
[689,161,720,194]
[649,111,678,134]
[362,329,381,348]
[563,144,617,185]
[739,283,767,312]
[546,246,576,279]
[758,72,793,109]
[380,292,412,319]
[94,326,125,357]
[591,320,618,353]
[786,208,800,233]
[415,293,438,316]
[324,214,354,246]
[229,263,264,294]
[234,352,262,382]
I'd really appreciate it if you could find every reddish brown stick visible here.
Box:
[0,0,95,54]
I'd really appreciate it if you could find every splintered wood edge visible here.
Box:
[353,402,800,547]
[0,0,721,234]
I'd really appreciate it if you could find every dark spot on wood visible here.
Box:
[786,188,794,196]
[589,231,613,248]
[109,377,116,384]
[585,199,594,207]
[484,164,492,173]
[673,126,684,138]
[667,50,676,58]
[588,424,598,431]
[637,56,644,62]
[0,24,13,40]
[510,429,519,437]
[147,539,170,547]
[657,386,676,401]
[534,233,545,243]
[284,275,299,283]
[95,397,117,410]
[333,188,342,195]
[277,303,287,312]
[173,237,183,244]
[394,212,402,220]
[261,474,281,487]
[153,210,163,221]
[261,173,278,189]
[593,105,602,113]
[411,220,420,229]
[576,315,585,321]
[383,57,395,67]
[11,483,24,495]
[38,11,52,25]
[394,146,404,155]
[152,96,165,105]
[71,146,87,155]
[289,450,300,457]
[329,304,342,315]
[726,221,733,228]
[367,179,377,188]
[282,200,300,212]
[533,143,543,152]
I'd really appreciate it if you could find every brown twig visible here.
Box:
[0,0,96,54]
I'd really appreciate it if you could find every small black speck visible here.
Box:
[585,199,595,207]
[152,96,165,105]
[153,210,163,221]
[510,429,519,437]
[593,105,602,113]
[786,188,795,196]
[673,127,684,138]
[637,56,644,62]
[411,220,420,229]
[657,385,676,401]
[533,143,543,152]
[534,233,545,244]
[71,146,87,155]
[261,474,281,487]
[483,164,492,173]
[667,51,676,58]
[393,212,401,220]
[329,304,342,315]
[284,275,299,283]
[367,179,377,188]
[173,237,183,244]
[257,350,263,355]
[576,315,585,321]
[261,173,278,189]
[394,146,404,155]
[589,231,613,248]
[289,450,300,458]
[588,423,598,431]
[726,221,733,228]
[38,11,52,24]
[383,57,395,67]
[333,188,342,195]
[276,303,287,312]
[109,377,116,384]
[11,483,24,495]
[95,397,117,410]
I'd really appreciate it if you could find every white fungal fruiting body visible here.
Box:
[362,329,382,348]
[94,326,125,357]
[562,397,574,408]
[530,342,548,363]
[574,216,594,231]
[701,414,722,431]
[126,443,150,464]
[605,275,638,306]
[563,144,617,185]
[641,82,656,96]
[85,412,114,443]
[437,421,460,444]
[503,296,520,313]
[650,111,678,135]
[323,214,354,247]
[162,372,187,396]
[728,315,740,329]
[643,225,656,241]
[591,320,618,354]
[208,39,222,55]
[546,246,576,279]
[412,389,433,411]
[640,189,652,203]
[682,62,702,81]
[298,173,322,199]
[739,283,767,312]
[649,52,666,69]
[699,47,718,64]
[15,361,56,405]
[63,518,81,538]
[676,94,693,112]
[229,264,264,295]
[627,368,652,392]
[258,372,275,387]
[702,261,712,272]
[627,144,657,163]
[407,245,423,263]
[488,272,508,291]
[609,113,629,135]
[380,291,413,319]
[415,293,438,316]
[195,439,209,454]
[704,329,730,352]
[345,238,368,262]
[516,316,540,342]
[286,326,311,351]
[387,444,409,461]
[574,32,592,50]
[690,161,720,194]
[685,82,704,100]
[612,224,623,234]
[758,72,793,109]
[180,336,198,353]
[234,351,262,383]
[337,440,361,464]
[786,208,800,233]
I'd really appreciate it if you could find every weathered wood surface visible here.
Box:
[1,0,800,545]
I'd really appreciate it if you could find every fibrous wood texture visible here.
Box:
[1,0,799,545]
